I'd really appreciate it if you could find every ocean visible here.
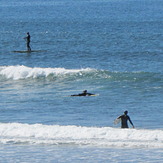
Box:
[0,0,163,162]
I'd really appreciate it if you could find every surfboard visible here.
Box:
[66,94,99,97]
[89,94,99,96]
[114,118,120,125]
[12,50,46,53]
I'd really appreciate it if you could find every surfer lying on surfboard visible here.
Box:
[71,90,95,96]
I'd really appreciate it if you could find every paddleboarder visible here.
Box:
[24,32,31,52]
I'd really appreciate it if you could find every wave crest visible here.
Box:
[0,65,101,80]
[0,65,162,84]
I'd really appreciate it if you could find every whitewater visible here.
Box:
[0,65,97,80]
[0,65,162,82]
[0,123,163,148]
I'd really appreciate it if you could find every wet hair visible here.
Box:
[124,110,128,115]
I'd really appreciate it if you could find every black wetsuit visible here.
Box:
[118,114,134,128]
[71,92,94,96]
[26,34,31,51]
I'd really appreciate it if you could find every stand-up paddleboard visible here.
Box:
[114,118,120,125]
[12,50,46,53]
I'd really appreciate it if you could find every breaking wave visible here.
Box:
[0,65,162,84]
[0,123,162,148]
[0,65,104,81]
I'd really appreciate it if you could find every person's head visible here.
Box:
[27,32,29,35]
[124,110,128,115]
[83,90,87,93]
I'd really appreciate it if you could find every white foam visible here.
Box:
[0,123,162,148]
[0,65,95,80]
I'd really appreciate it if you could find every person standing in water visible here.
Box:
[116,110,134,128]
[24,32,31,52]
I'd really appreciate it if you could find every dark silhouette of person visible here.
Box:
[71,90,95,96]
[117,111,134,128]
[25,32,31,52]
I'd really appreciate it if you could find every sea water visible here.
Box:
[0,0,163,162]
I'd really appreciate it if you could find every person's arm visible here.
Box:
[71,93,82,96]
[128,117,134,128]
[117,115,122,119]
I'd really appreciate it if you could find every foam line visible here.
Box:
[0,123,162,148]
